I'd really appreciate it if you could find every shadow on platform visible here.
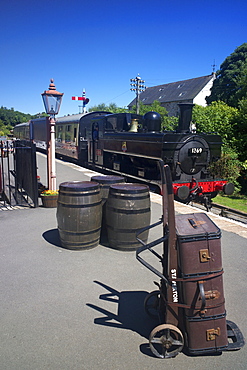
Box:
[86,280,158,358]
[43,228,61,248]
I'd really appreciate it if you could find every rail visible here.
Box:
[191,201,247,224]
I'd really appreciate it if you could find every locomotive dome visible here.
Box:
[143,111,161,132]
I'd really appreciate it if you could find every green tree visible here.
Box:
[88,102,128,113]
[0,107,46,135]
[207,43,247,107]
[130,100,178,131]
[209,147,243,192]
[192,102,241,189]
[192,101,238,146]
[232,98,247,162]
[107,103,127,113]
[88,103,110,112]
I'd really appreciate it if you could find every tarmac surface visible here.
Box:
[0,153,246,369]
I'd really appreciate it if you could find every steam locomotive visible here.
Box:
[13,103,234,208]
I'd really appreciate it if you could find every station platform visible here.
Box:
[0,153,246,369]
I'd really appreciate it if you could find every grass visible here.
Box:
[212,193,247,213]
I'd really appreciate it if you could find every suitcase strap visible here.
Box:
[160,289,225,314]
[156,270,225,315]
[172,269,224,283]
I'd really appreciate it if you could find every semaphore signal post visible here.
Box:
[72,89,90,113]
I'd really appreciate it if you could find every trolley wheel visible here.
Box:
[149,324,184,359]
[144,290,160,318]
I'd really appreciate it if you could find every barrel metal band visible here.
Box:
[59,191,100,196]
[109,194,149,200]
[107,225,148,233]
[59,227,101,236]
[106,207,150,214]
[58,201,102,208]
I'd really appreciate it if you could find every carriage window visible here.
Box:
[65,125,72,142]
[105,117,117,130]
[56,125,64,142]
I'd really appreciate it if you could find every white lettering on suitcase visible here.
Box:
[171,269,178,302]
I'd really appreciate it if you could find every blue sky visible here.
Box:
[1,0,246,117]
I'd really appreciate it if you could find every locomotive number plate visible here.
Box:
[188,147,203,156]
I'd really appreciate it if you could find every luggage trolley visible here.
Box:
[136,161,245,358]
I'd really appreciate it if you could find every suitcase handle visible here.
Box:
[198,281,206,314]
[188,218,198,228]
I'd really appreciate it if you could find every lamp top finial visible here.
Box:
[49,79,56,91]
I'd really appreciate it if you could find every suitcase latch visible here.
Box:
[199,249,211,262]
[199,290,220,300]
[207,327,221,341]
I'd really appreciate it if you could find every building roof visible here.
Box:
[128,74,214,107]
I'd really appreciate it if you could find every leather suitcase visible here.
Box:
[175,213,228,354]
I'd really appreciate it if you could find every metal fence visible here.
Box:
[0,139,39,208]
[0,140,13,206]
[14,140,39,207]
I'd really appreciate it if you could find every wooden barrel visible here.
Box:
[106,184,151,251]
[91,175,125,204]
[57,181,102,250]
[91,175,125,245]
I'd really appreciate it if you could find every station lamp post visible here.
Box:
[41,79,63,191]
[130,74,146,114]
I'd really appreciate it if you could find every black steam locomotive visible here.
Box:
[14,103,233,208]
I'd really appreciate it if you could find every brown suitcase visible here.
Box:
[176,212,228,354]
[137,164,244,358]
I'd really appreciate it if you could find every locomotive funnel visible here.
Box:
[177,103,194,133]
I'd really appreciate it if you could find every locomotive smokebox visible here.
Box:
[143,111,161,132]
[178,103,194,133]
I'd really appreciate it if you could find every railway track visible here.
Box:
[191,201,247,224]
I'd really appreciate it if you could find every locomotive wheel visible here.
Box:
[144,290,160,318]
[149,324,184,359]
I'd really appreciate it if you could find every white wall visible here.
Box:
[193,75,215,106]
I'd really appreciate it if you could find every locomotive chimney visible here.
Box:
[177,103,194,133]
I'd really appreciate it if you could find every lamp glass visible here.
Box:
[42,94,62,115]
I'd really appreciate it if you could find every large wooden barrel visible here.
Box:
[91,175,125,205]
[106,184,151,251]
[57,181,102,250]
[91,175,125,245]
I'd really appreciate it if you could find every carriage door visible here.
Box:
[91,122,99,164]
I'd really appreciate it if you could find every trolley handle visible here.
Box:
[136,218,163,246]
[136,219,169,284]
[136,243,169,284]
[136,218,164,260]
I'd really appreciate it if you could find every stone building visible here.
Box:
[128,74,215,116]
